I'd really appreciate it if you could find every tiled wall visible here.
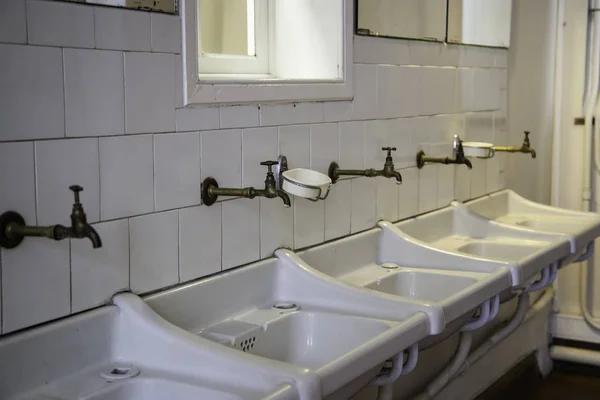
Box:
[0,0,508,334]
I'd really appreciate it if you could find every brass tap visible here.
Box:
[202,160,291,207]
[0,185,102,249]
[416,135,473,169]
[492,131,536,158]
[328,147,403,184]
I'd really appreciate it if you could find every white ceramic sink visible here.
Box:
[291,225,511,333]
[143,256,431,398]
[1,304,296,400]
[394,202,572,287]
[464,189,600,264]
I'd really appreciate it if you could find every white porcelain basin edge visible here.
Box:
[113,293,321,400]
[275,248,444,334]
[377,221,521,284]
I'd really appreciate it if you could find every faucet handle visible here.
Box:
[260,160,278,173]
[381,147,397,157]
[69,185,83,204]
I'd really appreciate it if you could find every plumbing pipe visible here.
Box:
[551,345,600,366]
[373,344,419,399]
[526,266,551,293]
[371,352,404,386]
[460,300,491,331]
[412,332,473,400]
[376,384,393,400]
[580,3,600,333]
[551,0,565,206]
[414,292,533,400]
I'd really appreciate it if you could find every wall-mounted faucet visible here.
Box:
[328,147,403,184]
[492,131,536,158]
[0,185,102,249]
[416,135,473,169]
[202,159,291,207]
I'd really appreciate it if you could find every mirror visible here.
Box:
[356,0,512,48]
[357,0,447,42]
[61,0,176,14]
[447,0,512,47]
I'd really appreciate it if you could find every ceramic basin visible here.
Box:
[82,377,248,400]
[365,270,478,302]
[457,241,546,261]
[143,257,431,398]
[464,189,600,263]
[394,202,572,286]
[2,305,296,400]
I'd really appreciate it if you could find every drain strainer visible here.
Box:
[101,365,140,381]
[381,263,399,270]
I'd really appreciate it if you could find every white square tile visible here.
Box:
[455,68,474,112]
[351,177,377,233]
[124,52,175,134]
[339,121,365,170]
[64,48,125,137]
[151,13,181,53]
[352,64,378,120]
[259,104,294,127]
[377,177,400,222]
[454,165,472,201]
[279,125,310,169]
[175,55,183,108]
[485,156,501,193]
[36,138,100,226]
[409,41,459,67]
[354,35,410,65]
[470,158,487,198]
[221,105,259,129]
[2,240,70,333]
[242,127,278,188]
[465,112,495,143]
[294,197,325,249]
[0,0,27,43]
[260,197,294,258]
[398,167,419,220]
[0,142,36,223]
[27,0,94,48]
[222,198,260,269]
[175,107,220,132]
[473,69,501,111]
[437,163,455,208]
[420,67,456,116]
[310,123,339,174]
[179,205,221,282]
[324,101,352,122]
[201,129,242,190]
[154,132,201,211]
[71,219,129,313]
[377,66,421,119]
[325,180,351,240]
[99,135,154,220]
[418,165,438,214]
[130,211,179,293]
[293,102,324,124]
[95,6,151,51]
[0,44,64,141]
[389,117,418,169]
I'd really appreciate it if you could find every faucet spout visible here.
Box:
[464,158,473,169]
[391,170,403,184]
[85,226,103,248]
[276,190,292,208]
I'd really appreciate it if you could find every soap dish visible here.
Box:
[462,142,495,159]
[282,168,332,201]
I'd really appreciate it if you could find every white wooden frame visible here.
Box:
[181,0,354,105]
[197,0,269,75]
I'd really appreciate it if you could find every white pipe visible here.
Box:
[551,345,600,365]
[580,4,600,333]
[414,292,532,400]
[412,332,473,400]
[460,292,531,372]
[376,384,393,400]
[551,0,565,207]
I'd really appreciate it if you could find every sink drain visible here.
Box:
[101,365,140,381]
[273,302,298,310]
[381,263,399,270]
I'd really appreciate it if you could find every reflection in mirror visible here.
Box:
[447,0,512,47]
[61,0,176,13]
[357,0,447,41]
[199,0,254,56]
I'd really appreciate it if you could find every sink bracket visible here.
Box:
[370,344,419,386]
[461,300,492,332]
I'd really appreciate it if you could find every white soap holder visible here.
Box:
[462,142,495,159]
[282,168,332,201]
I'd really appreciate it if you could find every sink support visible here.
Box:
[371,343,419,387]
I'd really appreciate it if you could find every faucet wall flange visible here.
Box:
[0,211,26,249]
[202,177,220,206]
[416,150,426,169]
